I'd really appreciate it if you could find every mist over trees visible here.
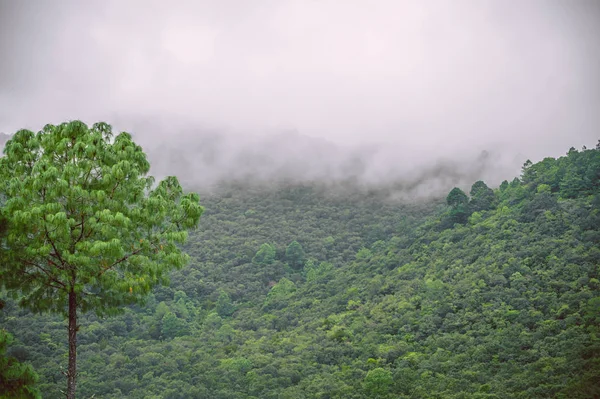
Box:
[1,141,598,398]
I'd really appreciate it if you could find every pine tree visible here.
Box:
[0,121,202,398]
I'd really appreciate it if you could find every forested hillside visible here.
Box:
[2,144,599,398]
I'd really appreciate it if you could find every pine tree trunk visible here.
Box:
[67,290,77,399]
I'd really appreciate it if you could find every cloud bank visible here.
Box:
[1,0,598,195]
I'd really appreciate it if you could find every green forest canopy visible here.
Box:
[1,143,599,398]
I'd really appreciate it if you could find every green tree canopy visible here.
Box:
[446,187,468,207]
[161,312,189,339]
[264,277,296,310]
[469,180,496,211]
[0,121,202,398]
[285,240,306,270]
[252,243,276,265]
[446,187,470,225]
[215,290,236,317]
[363,367,393,398]
[0,330,41,398]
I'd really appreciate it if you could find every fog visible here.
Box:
[1,0,599,196]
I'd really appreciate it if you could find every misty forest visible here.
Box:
[1,1,600,399]
[1,121,599,399]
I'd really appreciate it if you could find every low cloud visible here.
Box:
[1,1,598,197]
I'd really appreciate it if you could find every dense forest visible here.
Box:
[1,143,599,398]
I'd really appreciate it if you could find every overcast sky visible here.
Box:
[1,0,599,190]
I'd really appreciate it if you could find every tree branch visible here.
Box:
[47,254,66,270]
[43,216,68,269]
[110,180,120,199]
[74,213,86,246]
[21,259,66,289]
[21,270,63,290]
[97,248,143,277]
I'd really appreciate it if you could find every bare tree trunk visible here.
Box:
[66,290,77,399]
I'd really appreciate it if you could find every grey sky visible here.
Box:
[0,0,599,193]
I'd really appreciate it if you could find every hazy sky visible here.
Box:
[1,0,599,190]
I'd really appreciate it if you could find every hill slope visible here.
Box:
[1,144,599,398]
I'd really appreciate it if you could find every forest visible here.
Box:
[1,141,599,398]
